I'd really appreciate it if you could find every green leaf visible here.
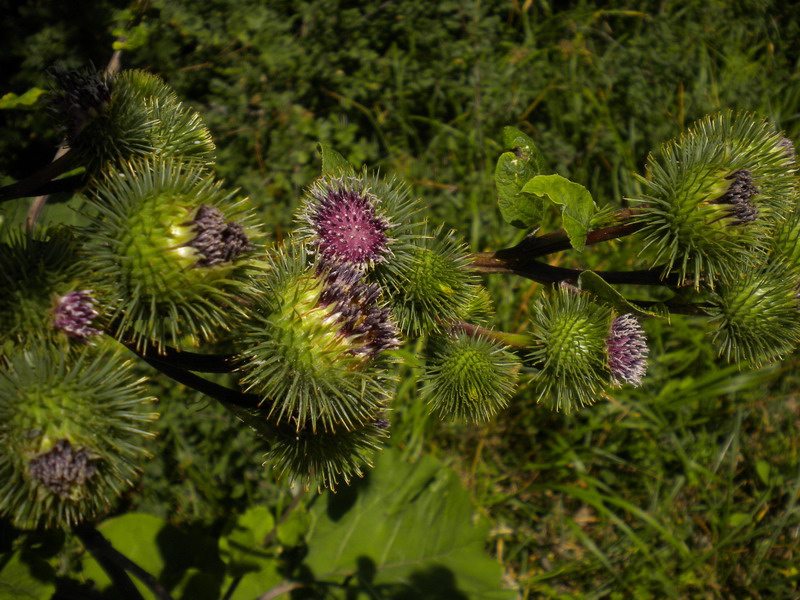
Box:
[218,506,291,600]
[494,127,547,229]
[219,506,275,577]
[304,449,514,599]
[501,126,545,173]
[81,513,224,600]
[0,552,56,600]
[578,271,668,319]
[276,505,310,547]
[318,143,355,177]
[0,89,46,110]
[521,174,597,251]
[495,152,543,229]
[755,460,771,485]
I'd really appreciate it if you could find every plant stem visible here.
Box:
[0,151,80,204]
[122,340,238,373]
[74,524,173,600]
[470,255,674,286]
[137,353,261,409]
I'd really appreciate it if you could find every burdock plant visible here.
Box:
[2,58,800,573]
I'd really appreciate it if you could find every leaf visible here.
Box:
[219,506,275,577]
[318,143,355,177]
[304,449,515,599]
[501,126,545,173]
[0,552,56,600]
[0,89,46,110]
[521,174,597,251]
[578,271,668,319]
[494,127,547,229]
[495,152,543,229]
[81,513,224,600]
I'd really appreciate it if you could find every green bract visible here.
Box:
[527,285,614,413]
[421,333,519,423]
[632,112,797,288]
[237,242,397,434]
[707,262,800,366]
[0,344,156,529]
[84,157,261,351]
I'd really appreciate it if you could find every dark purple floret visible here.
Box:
[715,170,759,225]
[47,65,112,142]
[189,205,252,267]
[306,182,391,268]
[318,266,400,358]
[606,314,648,387]
[372,418,390,430]
[52,290,100,342]
[29,439,97,498]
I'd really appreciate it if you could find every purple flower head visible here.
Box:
[606,314,648,387]
[713,169,759,225]
[29,439,97,498]
[305,179,391,269]
[318,266,400,358]
[188,205,252,267]
[53,290,100,342]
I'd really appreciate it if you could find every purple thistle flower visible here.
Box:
[29,439,97,498]
[713,169,759,225]
[188,205,252,267]
[305,180,391,268]
[606,314,648,387]
[318,266,400,358]
[53,290,100,342]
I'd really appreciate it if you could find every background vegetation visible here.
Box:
[2,0,800,597]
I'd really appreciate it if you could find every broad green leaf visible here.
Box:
[495,152,543,229]
[0,552,56,600]
[81,513,224,600]
[318,143,355,177]
[219,506,275,577]
[0,89,46,110]
[304,449,515,599]
[521,174,597,251]
[578,271,668,319]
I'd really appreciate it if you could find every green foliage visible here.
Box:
[3,1,800,598]
[304,449,514,599]
[521,174,597,251]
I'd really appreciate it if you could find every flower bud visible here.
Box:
[527,285,616,413]
[0,345,157,529]
[48,67,215,175]
[633,112,796,288]
[421,333,519,422]
[238,243,398,433]
[707,263,800,366]
[84,158,259,350]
